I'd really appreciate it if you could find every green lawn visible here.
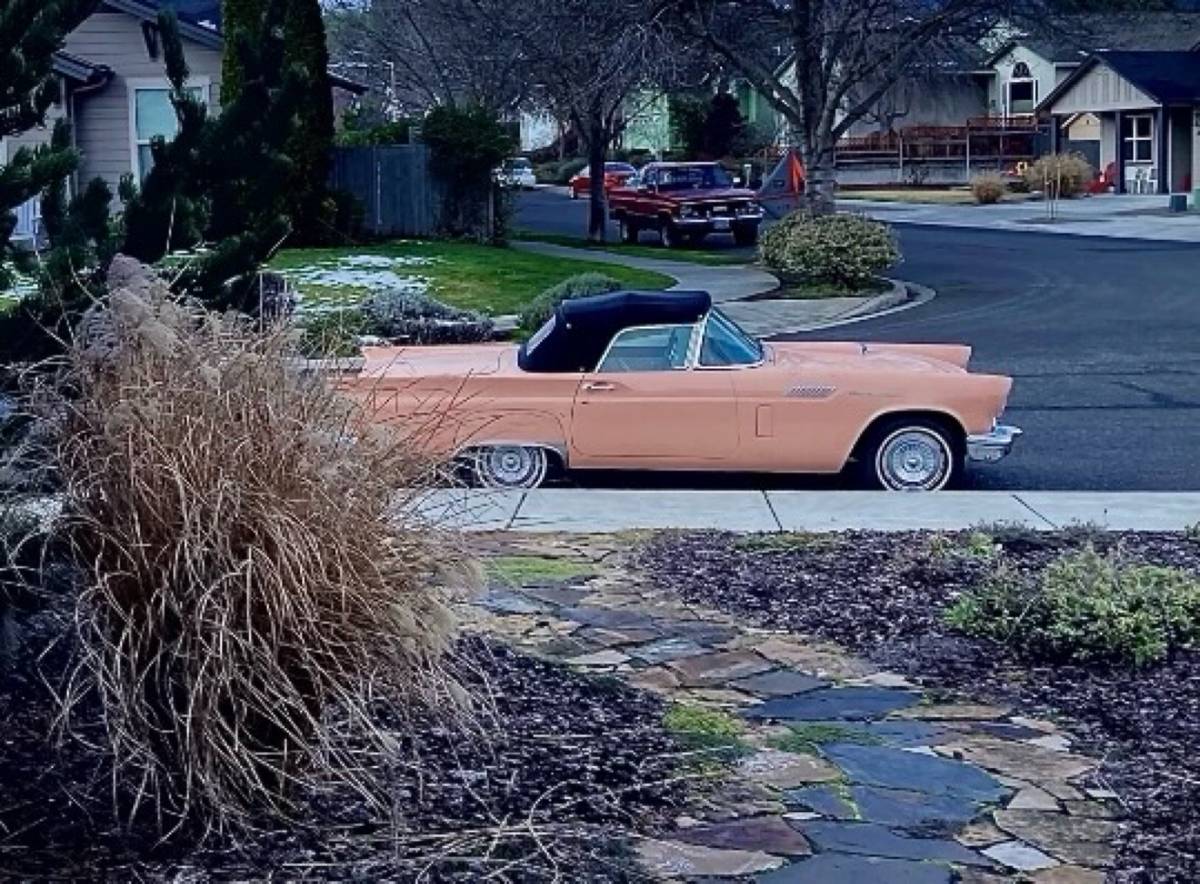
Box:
[513,231,749,266]
[270,240,673,315]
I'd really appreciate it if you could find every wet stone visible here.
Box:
[744,687,920,722]
[824,744,1007,804]
[729,669,829,697]
[559,605,657,631]
[700,779,788,821]
[757,853,954,884]
[972,721,1051,741]
[477,589,553,615]
[565,649,630,667]
[783,785,856,819]
[956,819,1010,848]
[635,838,783,877]
[668,650,774,687]
[789,820,994,866]
[849,785,980,833]
[674,815,812,857]
[627,637,709,664]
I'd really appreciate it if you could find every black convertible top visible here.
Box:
[518,290,712,373]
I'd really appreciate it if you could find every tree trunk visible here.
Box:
[586,118,608,242]
[792,122,837,215]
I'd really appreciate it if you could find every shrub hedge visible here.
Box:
[758,211,900,288]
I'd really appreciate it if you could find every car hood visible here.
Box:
[767,341,971,373]
[665,188,758,202]
[360,344,511,378]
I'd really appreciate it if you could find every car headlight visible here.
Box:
[736,203,759,216]
[679,205,697,218]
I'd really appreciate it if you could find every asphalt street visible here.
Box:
[515,189,1200,491]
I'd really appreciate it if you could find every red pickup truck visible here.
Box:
[608,162,764,248]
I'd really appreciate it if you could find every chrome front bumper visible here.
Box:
[966,424,1023,463]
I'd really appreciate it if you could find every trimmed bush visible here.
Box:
[518,272,623,332]
[361,289,495,344]
[55,256,465,829]
[1023,153,1094,198]
[971,173,1007,205]
[758,211,900,289]
[945,545,1200,667]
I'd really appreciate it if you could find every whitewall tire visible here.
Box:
[471,445,550,489]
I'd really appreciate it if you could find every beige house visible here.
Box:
[2,0,363,242]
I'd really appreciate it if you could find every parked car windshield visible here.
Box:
[656,165,733,191]
[607,163,636,173]
[699,309,762,367]
[505,158,532,171]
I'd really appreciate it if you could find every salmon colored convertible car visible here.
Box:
[345,291,1020,491]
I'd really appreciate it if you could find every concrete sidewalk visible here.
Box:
[412,489,1200,533]
[844,193,1200,242]
[512,240,779,303]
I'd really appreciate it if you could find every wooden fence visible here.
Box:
[329,145,443,237]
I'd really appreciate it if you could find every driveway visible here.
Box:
[515,190,1200,492]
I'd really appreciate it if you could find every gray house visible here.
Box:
[2,0,364,242]
[1040,52,1200,195]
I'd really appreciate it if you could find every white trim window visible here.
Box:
[128,78,208,180]
[1121,114,1153,164]
[1007,62,1037,116]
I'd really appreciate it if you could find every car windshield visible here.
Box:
[607,163,636,173]
[656,165,733,191]
[506,159,531,171]
[699,309,763,367]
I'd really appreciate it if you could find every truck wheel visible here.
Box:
[570,188,579,200]
[619,218,639,243]
[853,417,962,492]
[659,222,683,249]
[733,225,759,247]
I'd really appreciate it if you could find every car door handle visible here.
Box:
[582,381,616,392]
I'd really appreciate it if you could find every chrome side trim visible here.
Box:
[966,424,1023,463]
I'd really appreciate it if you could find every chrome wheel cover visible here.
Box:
[876,428,952,491]
[473,445,549,489]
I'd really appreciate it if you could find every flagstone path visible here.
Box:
[465,533,1121,883]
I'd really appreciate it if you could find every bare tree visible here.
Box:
[325,0,531,115]
[510,0,680,241]
[672,0,1086,212]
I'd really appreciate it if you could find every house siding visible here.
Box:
[62,12,222,197]
[1049,64,1158,115]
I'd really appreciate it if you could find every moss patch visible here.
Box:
[767,723,882,755]
[487,555,595,586]
[663,704,751,762]
[733,533,839,553]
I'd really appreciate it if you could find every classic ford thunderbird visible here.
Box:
[344,291,1020,491]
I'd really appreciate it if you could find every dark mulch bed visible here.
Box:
[640,529,1200,884]
[0,605,684,882]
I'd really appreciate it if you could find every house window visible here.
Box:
[1008,63,1036,116]
[1121,114,1153,163]
[131,83,205,180]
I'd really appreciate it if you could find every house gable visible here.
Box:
[1047,60,1157,115]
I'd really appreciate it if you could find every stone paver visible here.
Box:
[757,853,955,883]
[635,838,784,876]
[791,820,993,865]
[738,749,843,789]
[821,744,1008,803]
[983,840,1061,871]
[467,537,1118,883]
[744,686,920,722]
[669,650,775,687]
[673,816,811,856]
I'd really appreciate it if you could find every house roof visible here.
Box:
[52,50,113,85]
[91,0,367,94]
[1038,51,1200,113]
[985,14,1200,67]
